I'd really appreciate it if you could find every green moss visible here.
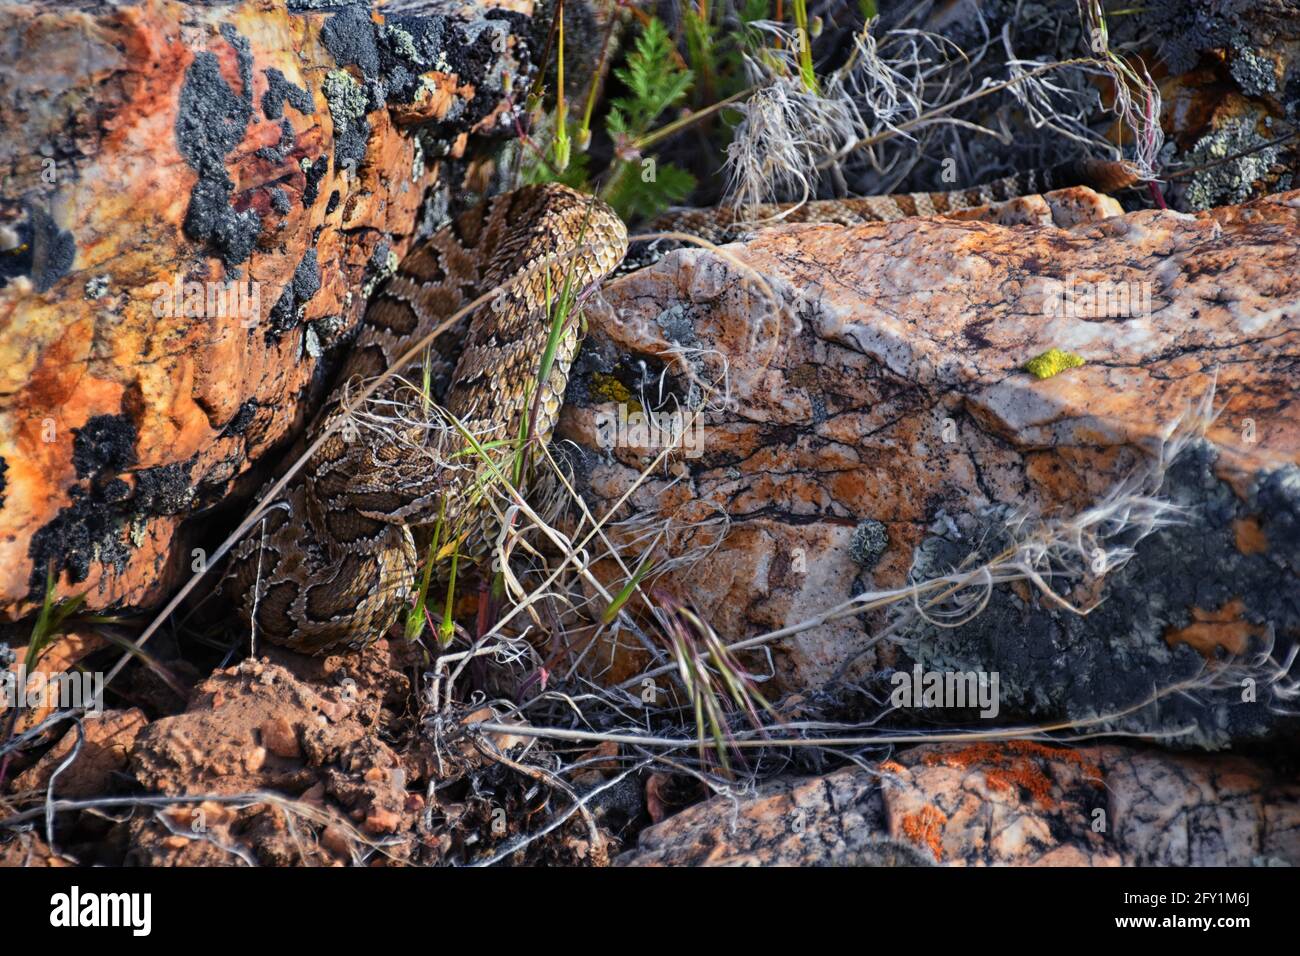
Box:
[1023,348,1085,380]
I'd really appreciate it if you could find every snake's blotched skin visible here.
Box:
[230,184,627,653]
[232,161,1134,653]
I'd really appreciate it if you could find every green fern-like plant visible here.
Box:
[526,16,698,221]
[599,18,697,219]
[609,19,693,139]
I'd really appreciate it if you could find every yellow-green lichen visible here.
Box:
[1023,348,1085,380]
[589,372,639,408]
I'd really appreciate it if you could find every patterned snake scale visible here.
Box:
[231,161,1134,653]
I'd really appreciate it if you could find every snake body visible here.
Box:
[231,184,627,653]
[232,162,1133,653]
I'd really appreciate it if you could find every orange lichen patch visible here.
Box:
[923,741,1102,809]
[879,760,907,776]
[899,805,947,862]
[1233,517,1269,555]
[1164,598,1262,657]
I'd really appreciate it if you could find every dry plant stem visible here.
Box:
[436,637,532,711]
[532,437,685,674]
[613,558,1005,692]
[41,718,85,848]
[816,58,1105,171]
[446,413,626,610]
[0,709,78,758]
[633,85,756,152]
[578,0,623,141]
[475,437,681,649]
[469,757,654,866]
[470,736,602,852]
[1,789,382,851]
[472,673,1207,749]
[538,441,664,617]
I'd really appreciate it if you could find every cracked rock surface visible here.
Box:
[618,742,1300,866]
[562,190,1299,746]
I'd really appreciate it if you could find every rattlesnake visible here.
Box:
[231,160,1134,653]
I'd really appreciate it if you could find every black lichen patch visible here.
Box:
[72,414,138,479]
[321,4,382,79]
[222,400,258,436]
[316,5,531,168]
[0,456,8,511]
[288,0,368,9]
[33,414,139,586]
[654,304,697,346]
[28,206,76,293]
[1253,465,1300,575]
[28,410,202,592]
[269,186,292,215]
[390,10,530,132]
[221,23,253,96]
[261,67,315,120]
[256,118,298,165]
[133,461,196,516]
[29,485,134,588]
[176,27,262,266]
[894,441,1300,749]
[267,249,321,336]
[301,157,329,207]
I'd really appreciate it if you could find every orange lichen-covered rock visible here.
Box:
[564,190,1300,745]
[618,743,1300,866]
[0,0,534,618]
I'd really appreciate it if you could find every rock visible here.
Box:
[617,743,1300,866]
[901,0,1299,212]
[1125,0,1299,211]
[0,0,534,618]
[125,648,421,864]
[0,831,71,867]
[0,630,106,733]
[259,715,301,759]
[561,189,1300,745]
[11,707,147,800]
